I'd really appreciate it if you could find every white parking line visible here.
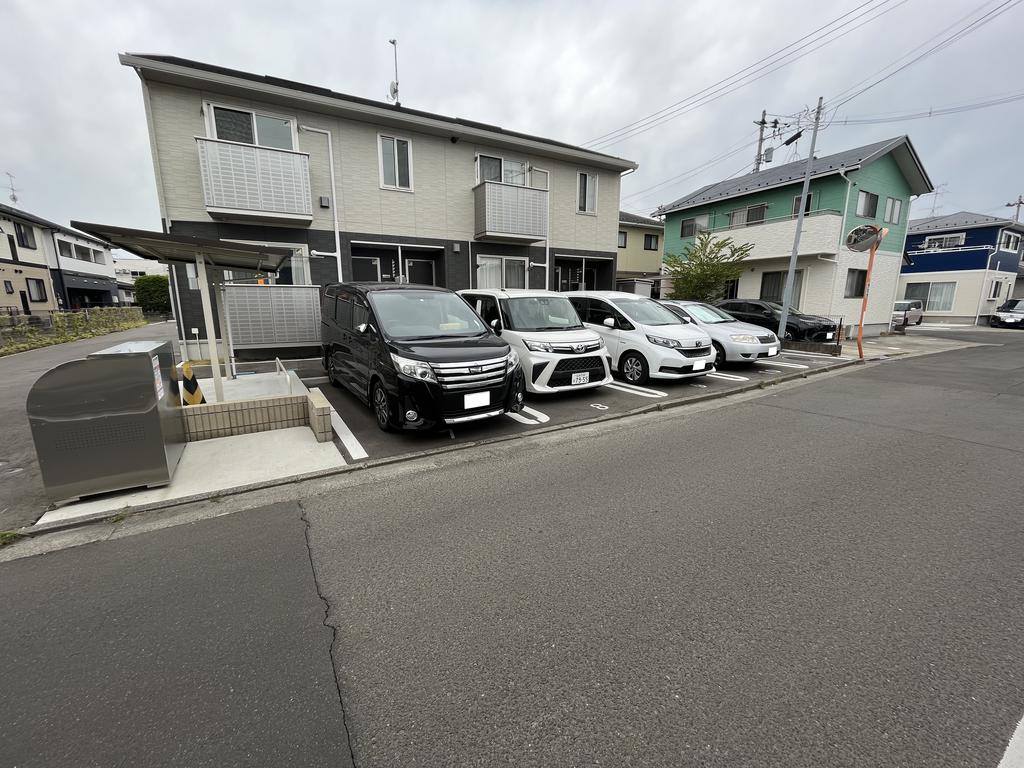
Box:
[327,407,368,460]
[998,713,1024,767]
[507,411,539,425]
[758,368,782,374]
[520,405,550,423]
[603,382,668,398]
[755,359,809,370]
[779,350,853,361]
[707,371,750,382]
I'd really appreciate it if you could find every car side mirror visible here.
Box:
[762,309,773,317]
[489,318,502,334]
[603,317,616,328]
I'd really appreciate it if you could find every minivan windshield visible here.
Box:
[504,296,583,332]
[614,298,681,326]
[682,303,735,324]
[764,301,804,317]
[1000,299,1024,312]
[894,301,914,311]
[369,290,488,340]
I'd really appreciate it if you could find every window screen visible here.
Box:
[213,107,255,144]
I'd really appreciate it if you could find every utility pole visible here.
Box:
[777,97,823,342]
[753,110,767,173]
[1007,195,1024,222]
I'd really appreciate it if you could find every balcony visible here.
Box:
[698,210,844,260]
[474,181,548,242]
[196,137,313,224]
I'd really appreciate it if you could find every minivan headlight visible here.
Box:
[646,334,680,348]
[507,347,521,370]
[523,339,554,353]
[390,353,437,383]
[730,334,759,344]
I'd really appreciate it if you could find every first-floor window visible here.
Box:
[644,233,659,250]
[844,268,867,298]
[3,280,13,294]
[577,172,597,213]
[379,134,412,190]
[883,197,903,224]
[760,269,803,306]
[477,256,527,289]
[722,278,739,300]
[857,190,879,218]
[26,278,47,302]
[905,281,955,311]
[617,231,627,248]
[990,280,1003,299]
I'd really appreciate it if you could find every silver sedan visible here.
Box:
[659,300,781,364]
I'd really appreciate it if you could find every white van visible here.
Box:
[566,291,715,385]
[459,289,612,394]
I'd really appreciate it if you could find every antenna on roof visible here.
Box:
[387,39,400,106]
[4,172,18,206]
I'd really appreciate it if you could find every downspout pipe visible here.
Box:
[299,125,342,282]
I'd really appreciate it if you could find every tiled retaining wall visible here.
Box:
[183,394,312,441]
[306,389,332,443]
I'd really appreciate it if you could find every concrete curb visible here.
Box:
[17,357,864,539]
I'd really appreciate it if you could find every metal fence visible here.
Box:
[222,284,322,349]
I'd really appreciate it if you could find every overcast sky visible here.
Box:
[2,0,1021,239]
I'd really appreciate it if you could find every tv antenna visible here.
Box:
[387,39,400,106]
[4,172,18,206]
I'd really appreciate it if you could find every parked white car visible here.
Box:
[659,299,780,364]
[566,291,714,385]
[459,289,612,394]
[892,299,924,326]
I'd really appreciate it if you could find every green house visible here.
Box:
[654,136,933,335]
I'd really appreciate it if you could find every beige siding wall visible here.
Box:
[616,223,663,273]
[146,81,621,251]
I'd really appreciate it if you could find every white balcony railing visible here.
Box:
[196,137,313,221]
[58,255,116,280]
[692,210,844,259]
[474,181,548,241]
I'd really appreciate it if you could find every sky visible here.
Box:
[1,0,1022,240]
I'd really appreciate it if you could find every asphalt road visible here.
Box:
[0,321,176,531]
[1,327,1022,766]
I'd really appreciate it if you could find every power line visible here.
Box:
[830,91,1024,124]
[584,0,908,151]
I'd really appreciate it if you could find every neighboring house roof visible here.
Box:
[654,136,933,216]
[0,202,111,248]
[618,211,663,228]
[119,53,638,173]
[907,211,1024,234]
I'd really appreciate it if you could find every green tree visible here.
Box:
[134,274,171,314]
[663,231,753,302]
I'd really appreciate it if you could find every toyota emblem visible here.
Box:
[572,343,586,353]
[469,366,483,374]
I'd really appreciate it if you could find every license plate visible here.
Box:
[464,391,490,409]
[571,372,590,385]
[767,346,778,356]
[692,360,706,371]
[825,332,835,340]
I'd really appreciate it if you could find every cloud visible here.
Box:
[0,0,1020,229]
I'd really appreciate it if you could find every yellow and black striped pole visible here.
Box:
[181,361,206,406]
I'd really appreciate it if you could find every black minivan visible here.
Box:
[321,283,525,431]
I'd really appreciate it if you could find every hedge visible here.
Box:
[0,307,148,357]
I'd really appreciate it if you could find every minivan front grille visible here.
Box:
[549,341,602,354]
[679,345,712,359]
[430,355,510,391]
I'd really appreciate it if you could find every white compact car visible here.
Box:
[565,291,715,385]
[459,289,612,394]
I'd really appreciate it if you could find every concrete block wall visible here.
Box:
[306,389,333,443]
[182,394,310,441]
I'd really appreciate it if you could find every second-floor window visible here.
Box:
[730,204,766,228]
[379,134,413,191]
[792,193,813,216]
[211,105,294,150]
[577,172,597,214]
[14,222,35,249]
[884,197,903,224]
[617,231,627,248]
[922,233,965,249]
[680,214,709,238]
[1001,231,1021,252]
[478,155,526,186]
[644,234,659,250]
[856,190,879,218]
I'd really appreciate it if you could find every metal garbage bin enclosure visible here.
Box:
[27,340,186,503]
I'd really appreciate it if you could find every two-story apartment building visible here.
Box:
[898,212,1023,323]
[654,136,933,336]
[0,202,117,313]
[119,54,637,345]
[113,255,169,304]
[615,211,664,296]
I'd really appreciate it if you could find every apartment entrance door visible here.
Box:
[19,290,30,315]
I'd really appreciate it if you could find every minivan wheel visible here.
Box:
[371,382,394,432]
[327,354,340,387]
[712,342,727,369]
[619,352,649,385]
[915,317,923,325]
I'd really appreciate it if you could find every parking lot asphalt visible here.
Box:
[317,350,849,463]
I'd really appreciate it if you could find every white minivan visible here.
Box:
[566,291,715,385]
[459,289,613,394]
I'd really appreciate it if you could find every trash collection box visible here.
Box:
[27,341,186,503]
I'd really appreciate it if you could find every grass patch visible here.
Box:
[0,530,25,547]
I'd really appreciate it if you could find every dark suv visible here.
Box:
[322,283,525,431]
[716,299,839,342]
